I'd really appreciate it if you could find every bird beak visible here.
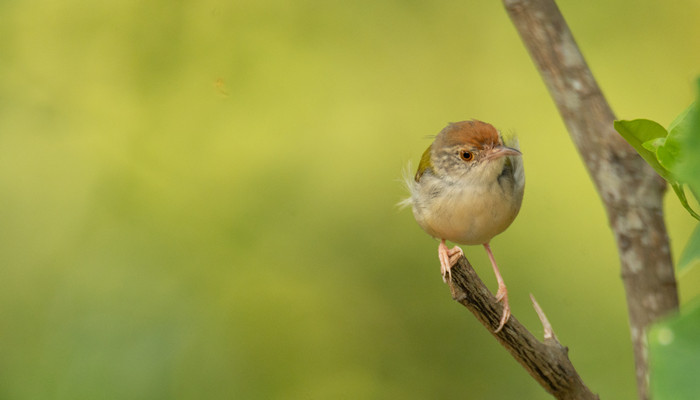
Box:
[483,146,521,161]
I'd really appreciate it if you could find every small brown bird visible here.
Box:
[402,120,525,332]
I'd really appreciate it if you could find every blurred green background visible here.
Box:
[1,0,698,398]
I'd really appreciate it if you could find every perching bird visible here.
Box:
[401,120,525,332]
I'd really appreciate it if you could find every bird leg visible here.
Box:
[483,242,510,333]
[438,239,463,283]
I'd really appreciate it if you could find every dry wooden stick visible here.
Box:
[449,257,598,400]
[501,1,680,399]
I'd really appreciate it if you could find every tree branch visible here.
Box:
[449,257,599,400]
[501,1,680,399]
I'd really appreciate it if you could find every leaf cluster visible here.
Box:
[614,79,700,273]
[614,103,700,222]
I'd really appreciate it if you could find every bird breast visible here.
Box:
[411,168,523,245]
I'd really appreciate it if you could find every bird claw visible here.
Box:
[494,286,510,333]
[437,240,511,332]
[495,286,507,302]
[438,241,463,283]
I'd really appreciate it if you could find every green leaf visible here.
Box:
[613,119,673,181]
[649,300,700,400]
[642,137,666,153]
[664,102,698,179]
[657,135,682,171]
[673,81,700,202]
[670,182,700,221]
[615,82,700,221]
[678,224,700,272]
[668,102,696,135]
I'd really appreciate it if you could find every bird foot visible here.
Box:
[494,285,511,333]
[438,240,463,283]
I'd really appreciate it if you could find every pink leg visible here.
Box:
[438,239,463,283]
[483,242,510,333]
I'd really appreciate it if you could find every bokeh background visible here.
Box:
[1,0,699,398]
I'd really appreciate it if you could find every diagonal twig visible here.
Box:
[448,256,599,400]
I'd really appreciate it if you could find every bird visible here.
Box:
[401,120,525,332]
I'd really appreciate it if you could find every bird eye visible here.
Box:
[460,151,474,162]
